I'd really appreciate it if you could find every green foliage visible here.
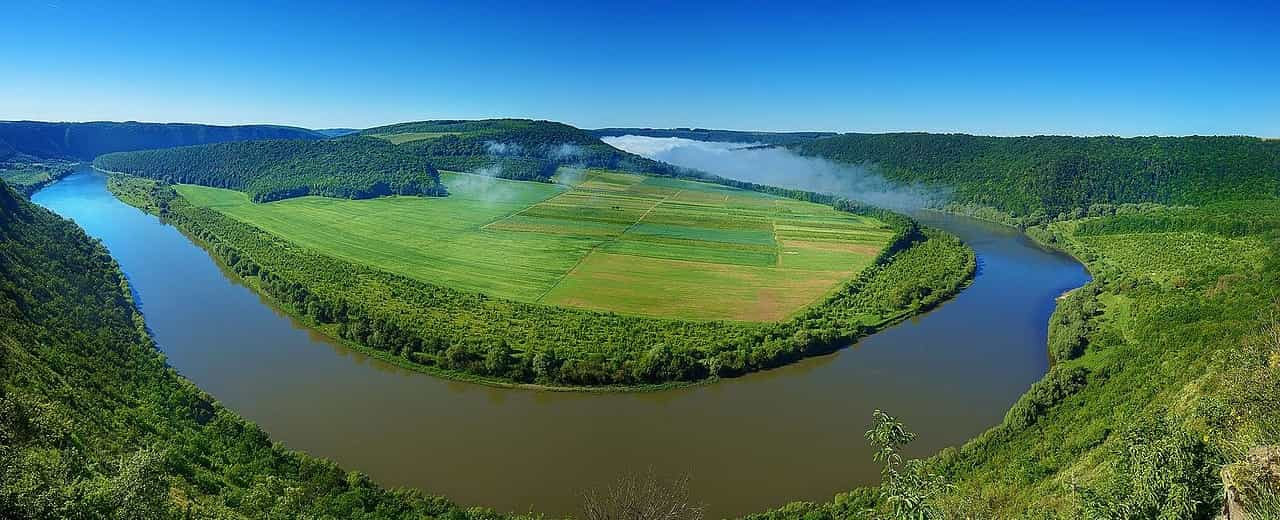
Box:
[0,179,518,518]
[95,137,446,202]
[797,133,1280,215]
[110,174,974,388]
[0,161,76,196]
[860,411,950,519]
[366,119,681,181]
[0,120,321,161]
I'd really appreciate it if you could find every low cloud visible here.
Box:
[485,141,524,156]
[602,135,946,210]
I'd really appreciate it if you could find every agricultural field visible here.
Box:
[177,170,894,321]
[368,131,462,144]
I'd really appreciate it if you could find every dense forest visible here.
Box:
[110,174,973,388]
[0,121,327,199]
[795,133,1280,218]
[0,120,322,161]
[95,137,446,202]
[364,119,687,181]
[592,128,836,145]
[0,179,523,518]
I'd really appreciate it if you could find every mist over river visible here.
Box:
[34,163,1087,518]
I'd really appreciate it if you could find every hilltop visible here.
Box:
[0,121,325,196]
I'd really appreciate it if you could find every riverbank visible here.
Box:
[106,171,977,392]
[34,169,1086,517]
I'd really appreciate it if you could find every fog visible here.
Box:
[601,135,946,210]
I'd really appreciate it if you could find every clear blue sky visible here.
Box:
[3,1,1277,136]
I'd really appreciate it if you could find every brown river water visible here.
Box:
[35,166,1088,518]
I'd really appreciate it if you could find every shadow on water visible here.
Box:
[33,167,1089,518]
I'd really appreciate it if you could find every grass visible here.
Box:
[178,169,893,321]
[0,167,51,187]
[367,131,461,144]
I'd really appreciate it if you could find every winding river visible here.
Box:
[34,165,1087,518]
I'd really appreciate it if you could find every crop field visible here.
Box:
[1,167,53,189]
[177,170,894,321]
[367,131,462,144]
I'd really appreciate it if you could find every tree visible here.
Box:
[865,410,949,520]
[581,469,703,520]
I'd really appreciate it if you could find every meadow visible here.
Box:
[178,170,893,321]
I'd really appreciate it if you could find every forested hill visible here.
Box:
[592,128,836,145]
[94,137,445,202]
[0,179,511,518]
[795,133,1280,216]
[363,119,682,181]
[0,120,323,161]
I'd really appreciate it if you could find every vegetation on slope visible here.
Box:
[796,133,1280,219]
[364,119,684,181]
[110,173,974,388]
[592,128,836,145]
[94,137,446,202]
[751,201,1280,518]
[0,160,77,196]
[0,179,518,519]
[0,120,327,199]
[0,120,322,161]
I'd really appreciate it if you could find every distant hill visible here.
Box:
[591,127,836,145]
[314,128,361,137]
[796,133,1280,217]
[95,136,444,202]
[0,120,323,161]
[363,119,681,181]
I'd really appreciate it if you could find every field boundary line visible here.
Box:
[478,186,573,231]
[534,188,682,302]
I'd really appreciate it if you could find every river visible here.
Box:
[33,166,1088,518]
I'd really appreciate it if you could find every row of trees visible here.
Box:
[114,174,975,387]
[95,137,447,202]
[796,133,1280,215]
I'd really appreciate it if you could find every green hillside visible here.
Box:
[0,179,519,519]
[0,121,327,197]
[94,137,446,202]
[365,119,683,181]
[796,133,1280,219]
[0,120,322,161]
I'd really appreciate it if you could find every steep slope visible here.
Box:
[0,178,517,518]
[796,133,1280,218]
[0,120,323,161]
[364,119,683,181]
[94,137,445,202]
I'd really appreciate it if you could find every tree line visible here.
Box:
[796,133,1280,216]
[94,137,447,202]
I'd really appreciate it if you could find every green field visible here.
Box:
[368,131,462,144]
[178,170,893,321]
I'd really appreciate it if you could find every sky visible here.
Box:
[2,0,1278,136]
